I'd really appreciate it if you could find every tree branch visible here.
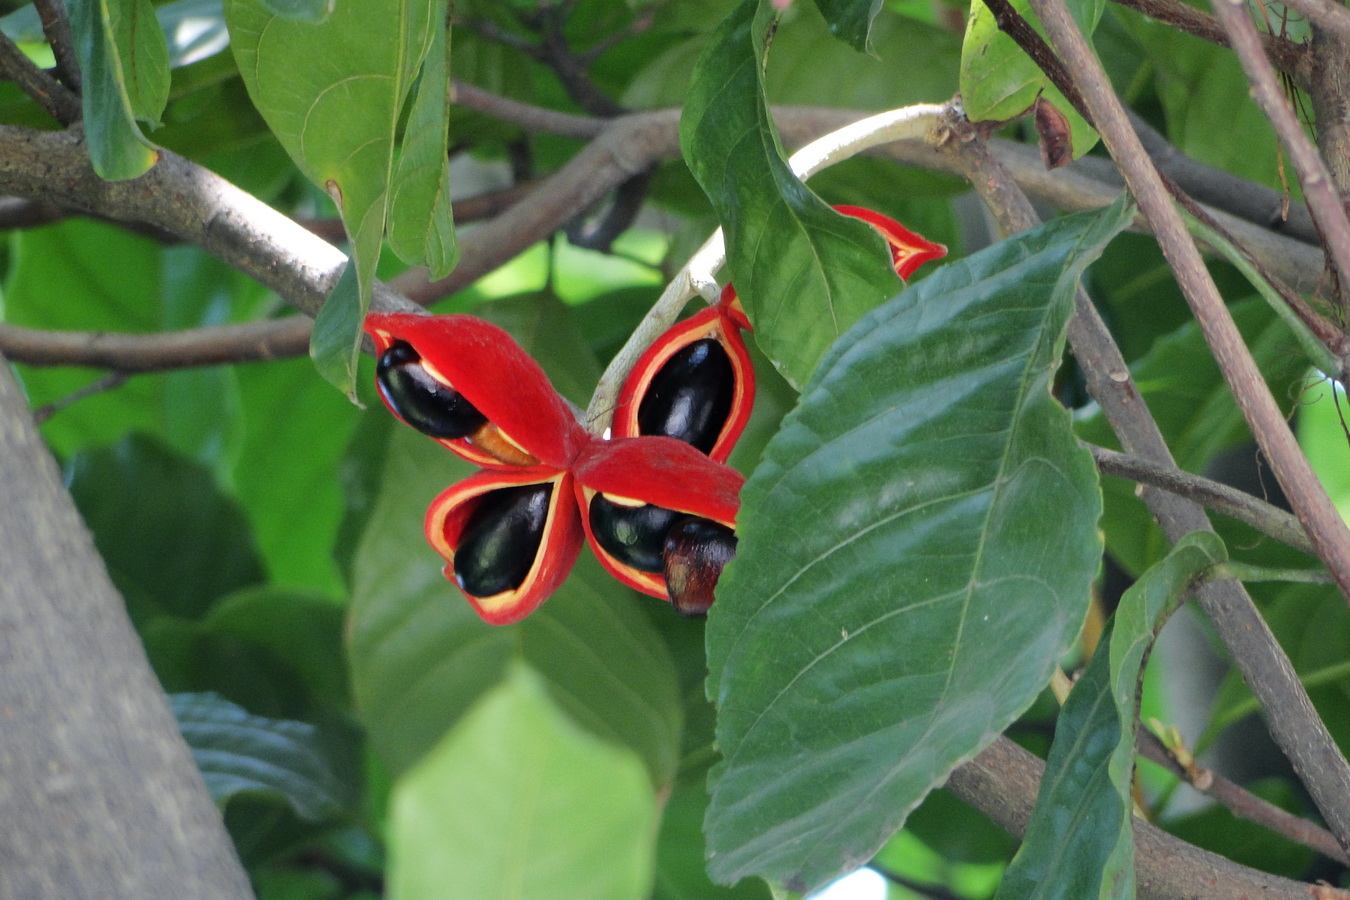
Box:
[33,0,80,92]
[1211,0,1350,321]
[0,356,252,897]
[0,27,79,124]
[1089,444,1316,556]
[937,108,1350,855]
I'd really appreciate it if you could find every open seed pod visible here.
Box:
[611,287,754,463]
[834,204,948,279]
[424,466,583,625]
[573,436,743,615]
[366,313,586,470]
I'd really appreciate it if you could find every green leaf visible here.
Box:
[387,665,658,900]
[705,202,1133,892]
[227,0,438,396]
[68,0,169,179]
[680,0,902,390]
[260,0,334,22]
[960,0,1099,159]
[171,692,352,823]
[995,532,1226,900]
[811,0,885,54]
[1298,380,1350,524]
[387,0,457,278]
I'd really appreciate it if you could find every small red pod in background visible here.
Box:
[833,204,948,280]
[424,466,584,625]
[365,312,586,470]
[611,286,753,463]
[573,436,743,615]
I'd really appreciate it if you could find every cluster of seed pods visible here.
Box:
[365,205,945,626]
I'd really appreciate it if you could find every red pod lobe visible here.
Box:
[834,204,948,280]
[425,466,583,625]
[366,313,586,470]
[573,436,743,602]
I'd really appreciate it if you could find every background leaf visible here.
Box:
[387,665,658,900]
[680,0,902,389]
[705,203,1131,892]
[995,532,1225,900]
[810,0,885,54]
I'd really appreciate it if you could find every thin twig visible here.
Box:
[1210,0,1350,322]
[0,318,312,371]
[1277,0,1350,43]
[1027,0,1350,847]
[0,28,79,124]
[34,0,80,92]
[1089,444,1315,556]
[1109,0,1310,87]
[1137,728,1350,865]
[32,372,127,424]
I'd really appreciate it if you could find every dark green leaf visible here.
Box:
[811,0,885,54]
[172,692,352,823]
[69,0,168,179]
[387,665,658,900]
[388,0,457,278]
[680,0,902,389]
[995,532,1225,900]
[705,202,1133,892]
[309,262,364,401]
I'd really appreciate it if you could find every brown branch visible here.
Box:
[1278,0,1350,44]
[0,27,79,124]
[0,318,312,371]
[946,736,1342,899]
[34,0,80,92]
[1211,0,1350,322]
[1020,0,1350,846]
[452,80,603,139]
[1089,444,1316,556]
[1137,729,1350,866]
[32,371,127,423]
[1109,0,1311,88]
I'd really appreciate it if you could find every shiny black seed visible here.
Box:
[589,494,680,573]
[376,341,487,439]
[637,338,734,454]
[454,484,552,597]
[663,517,737,617]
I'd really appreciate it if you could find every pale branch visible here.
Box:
[452,79,603,139]
[1108,0,1311,88]
[1278,0,1350,44]
[1136,729,1350,866]
[0,318,311,371]
[946,736,1342,899]
[0,356,253,898]
[0,26,78,124]
[947,35,1350,853]
[1089,444,1316,556]
[1031,0,1350,607]
[33,0,79,92]
[1211,0,1350,321]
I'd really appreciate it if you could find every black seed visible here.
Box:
[637,338,735,454]
[454,484,552,597]
[663,517,737,617]
[376,341,487,439]
[589,494,680,573]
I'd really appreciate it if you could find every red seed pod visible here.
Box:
[365,313,586,470]
[834,204,948,280]
[573,436,743,603]
[424,466,584,625]
[611,294,754,463]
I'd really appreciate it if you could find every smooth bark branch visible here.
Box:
[0,357,253,899]
[34,0,80,92]
[946,737,1340,899]
[1211,0,1350,319]
[1089,444,1316,556]
[1279,0,1350,44]
[1029,0,1350,608]
[0,28,79,125]
[939,115,1350,855]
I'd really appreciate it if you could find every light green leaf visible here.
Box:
[171,692,352,822]
[69,0,169,179]
[995,532,1226,900]
[680,0,902,389]
[388,665,658,900]
[260,0,333,23]
[811,0,885,54]
[960,0,1099,158]
[227,0,438,396]
[388,0,457,278]
[705,202,1132,892]
[1298,379,1350,524]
